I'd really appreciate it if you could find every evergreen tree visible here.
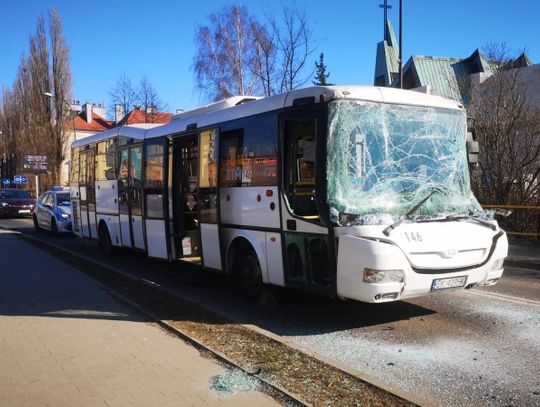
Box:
[313,53,333,86]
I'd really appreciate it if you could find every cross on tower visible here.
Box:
[379,0,392,41]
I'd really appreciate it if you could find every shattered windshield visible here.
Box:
[327,100,484,226]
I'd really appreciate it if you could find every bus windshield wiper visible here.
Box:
[383,190,439,236]
[443,214,497,230]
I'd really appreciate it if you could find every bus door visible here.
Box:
[280,115,334,293]
[143,139,168,259]
[79,147,96,238]
[198,129,222,270]
[70,147,82,235]
[118,145,145,250]
[172,135,201,263]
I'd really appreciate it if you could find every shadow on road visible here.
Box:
[0,220,436,338]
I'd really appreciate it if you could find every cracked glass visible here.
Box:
[327,100,485,226]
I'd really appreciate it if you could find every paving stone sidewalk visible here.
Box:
[0,230,279,407]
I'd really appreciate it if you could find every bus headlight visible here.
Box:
[363,268,404,283]
[491,258,504,272]
[61,213,70,220]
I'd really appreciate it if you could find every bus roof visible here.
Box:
[145,86,463,140]
[71,86,463,148]
[71,123,163,148]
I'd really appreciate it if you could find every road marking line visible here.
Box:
[470,288,540,306]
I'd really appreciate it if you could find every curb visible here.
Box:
[505,258,540,271]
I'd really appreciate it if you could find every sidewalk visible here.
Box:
[0,230,279,407]
[507,242,540,270]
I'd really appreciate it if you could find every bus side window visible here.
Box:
[144,140,165,219]
[283,120,318,218]
[118,149,129,212]
[71,147,80,184]
[129,147,143,216]
[219,129,243,187]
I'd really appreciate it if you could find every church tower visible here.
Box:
[374,1,399,86]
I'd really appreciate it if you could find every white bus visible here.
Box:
[70,86,508,303]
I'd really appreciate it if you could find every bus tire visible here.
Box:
[235,247,263,301]
[98,222,114,255]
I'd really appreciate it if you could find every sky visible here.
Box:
[1,0,538,117]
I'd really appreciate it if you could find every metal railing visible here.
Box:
[482,204,540,237]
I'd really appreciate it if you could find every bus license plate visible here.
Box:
[431,276,467,291]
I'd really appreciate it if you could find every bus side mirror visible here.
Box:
[466,131,479,166]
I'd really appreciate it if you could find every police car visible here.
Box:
[33,187,72,234]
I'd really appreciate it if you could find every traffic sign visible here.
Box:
[13,175,28,185]
[2,178,10,186]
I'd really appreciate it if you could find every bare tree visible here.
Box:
[193,5,261,101]
[269,4,315,93]
[137,76,165,123]
[109,73,137,121]
[192,4,315,101]
[0,9,72,188]
[249,19,276,97]
[467,44,540,235]
[47,9,72,184]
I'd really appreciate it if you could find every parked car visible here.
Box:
[33,187,72,234]
[0,188,35,218]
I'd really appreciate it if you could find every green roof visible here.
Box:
[409,56,465,100]
[401,50,495,102]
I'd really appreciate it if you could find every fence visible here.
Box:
[482,204,540,239]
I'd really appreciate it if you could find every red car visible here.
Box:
[0,188,35,217]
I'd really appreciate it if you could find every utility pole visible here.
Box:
[399,0,403,88]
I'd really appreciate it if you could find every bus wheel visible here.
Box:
[98,223,114,254]
[236,249,263,301]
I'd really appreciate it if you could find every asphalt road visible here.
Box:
[1,217,539,407]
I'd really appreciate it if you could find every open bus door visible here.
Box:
[172,135,201,263]
[171,130,222,269]
[280,114,335,294]
[197,128,222,270]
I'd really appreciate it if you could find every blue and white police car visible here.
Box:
[33,187,72,234]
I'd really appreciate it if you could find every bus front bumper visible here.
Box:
[336,234,508,303]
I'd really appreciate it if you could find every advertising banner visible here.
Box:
[23,154,49,173]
